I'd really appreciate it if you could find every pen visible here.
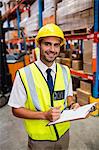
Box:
[49,105,69,113]
[61,107,69,113]
[50,106,54,109]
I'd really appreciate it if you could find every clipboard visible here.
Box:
[48,102,97,126]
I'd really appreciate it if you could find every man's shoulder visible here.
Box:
[57,63,70,72]
[57,63,71,81]
[18,63,35,72]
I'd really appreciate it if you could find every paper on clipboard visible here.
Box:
[48,102,97,126]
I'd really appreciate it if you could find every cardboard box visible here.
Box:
[77,88,91,106]
[61,58,71,68]
[44,0,60,9]
[80,81,92,93]
[83,39,93,64]
[43,15,56,25]
[72,60,83,70]
[56,7,94,31]
[83,63,93,74]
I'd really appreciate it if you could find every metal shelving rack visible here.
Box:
[0,0,26,107]
[0,0,98,98]
[64,0,99,98]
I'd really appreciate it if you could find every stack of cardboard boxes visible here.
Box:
[5,31,18,41]
[72,60,83,70]
[20,9,29,28]
[77,81,92,106]
[55,57,72,68]
[83,39,93,74]
[43,0,60,25]
[25,1,39,37]
[56,0,94,32]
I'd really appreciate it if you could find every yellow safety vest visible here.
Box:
[19,63,71,141]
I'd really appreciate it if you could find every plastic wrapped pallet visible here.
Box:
[5,31,18,41]
[43,7,56,18]
[24,0,39,36]
[2,0,10,2]
[20,18,28,28]
[43,0,61,24]
[44,0,60,9]
[0,4,6,15]
[43,7,56,25]
[57,0,93,16]
[57,8,94,31]
[56,0,94,31]
[30,0,38,15]
[21,11,29,21]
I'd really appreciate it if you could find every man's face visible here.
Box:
[39,37,61,64]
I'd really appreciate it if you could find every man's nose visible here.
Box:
[50,44,55,52]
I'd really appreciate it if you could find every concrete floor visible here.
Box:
[0,105,99,150]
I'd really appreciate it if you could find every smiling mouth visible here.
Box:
[48,53,55,57]
[46,51,57,56]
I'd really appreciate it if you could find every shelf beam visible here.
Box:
[70,69,93,81]
[65,33,99,41]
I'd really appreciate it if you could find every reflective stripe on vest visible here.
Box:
[24,66,41,111]
[60,65,70,108]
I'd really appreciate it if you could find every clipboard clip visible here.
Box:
[89,105,96,112]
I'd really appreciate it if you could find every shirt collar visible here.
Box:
[35,59,56,74]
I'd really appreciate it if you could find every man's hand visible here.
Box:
[45,106,61,122]
[70,103,80,110]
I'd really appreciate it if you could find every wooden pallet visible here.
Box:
[64,27,93,36]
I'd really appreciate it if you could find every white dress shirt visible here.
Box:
[8,60,73,108]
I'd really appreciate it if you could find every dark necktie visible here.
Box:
[46,68,54,94]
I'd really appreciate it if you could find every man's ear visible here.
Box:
[37,41,41,48]
[38,44,40,48]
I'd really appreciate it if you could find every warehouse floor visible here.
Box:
[0,104,99,150]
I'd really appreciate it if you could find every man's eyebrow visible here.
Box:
[43,41,60,44]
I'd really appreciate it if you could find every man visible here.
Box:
[8,23,80,150]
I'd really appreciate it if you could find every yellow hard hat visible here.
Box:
[35,23,65,46]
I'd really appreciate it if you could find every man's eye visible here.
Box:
[44,42,51,46]
[54,43,60,47]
